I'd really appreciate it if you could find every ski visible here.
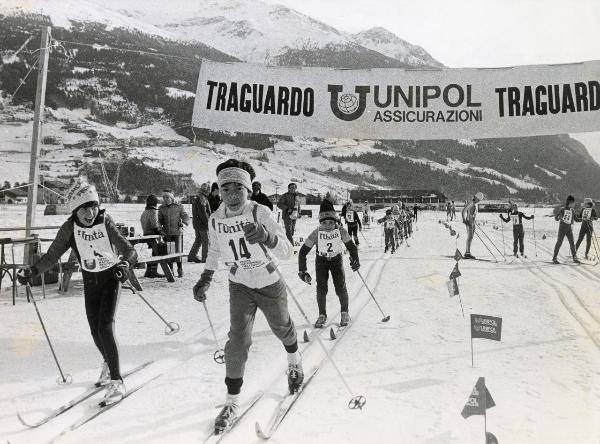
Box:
[203,391,264,444]
[255,367,319,440]
[52,373,162,441]
[17,361,153,428]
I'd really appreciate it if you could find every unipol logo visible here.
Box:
[328,85,370,121]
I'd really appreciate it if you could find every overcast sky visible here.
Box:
[266,0,600,68]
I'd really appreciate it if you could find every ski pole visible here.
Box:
[357,270,391,322]
[474,230,498,262]
[360,230,370,248]
[275,267,366,410]
[202,301,225,364]
[475,222,505,260]
[119,277,180,336]
[25,284,72,385]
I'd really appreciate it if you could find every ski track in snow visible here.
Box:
[1,207,599,443]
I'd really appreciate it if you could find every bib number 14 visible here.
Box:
[229,238,251,260]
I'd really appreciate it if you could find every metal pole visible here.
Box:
[25,27,51,263]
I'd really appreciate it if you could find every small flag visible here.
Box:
[470,314,502,341]
[454,249,464,261]
[446,278,459,297]
[461,377,496,418]
[486,432,499,444]
[449,263,461,280]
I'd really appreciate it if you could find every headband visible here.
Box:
[217,167,252,191]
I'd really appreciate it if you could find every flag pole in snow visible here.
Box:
[533,205,538,257]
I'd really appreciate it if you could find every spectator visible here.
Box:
[140,194,164,278]
[250,181,273,210]
[277,182,300,245]
[188,183,211,263]
[158,190,189,277]
[208,182,221,213]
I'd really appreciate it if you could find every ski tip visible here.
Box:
[303,330,309,343]
[255,421,269,440]
[329,328,337,340]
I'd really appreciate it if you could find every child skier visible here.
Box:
[378,209,401,253]
[499,203,534,257]
[17,181,136,405]
[343,200,362,246]
[552,195,581,264]
[391,204,403,248]
[575,197,598,260]
[298,200,360,329]
[192,159,302,434]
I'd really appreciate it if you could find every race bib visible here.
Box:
[392,214,399,221]
[317,229,344,257]
[582,208,592,221]
[511,214,520,225]
[290,209,298,220]
[74,222,119,272]
[215,214,269,271]
[345,211,354,223]
[562,209,573,224]
[385,220,396,229]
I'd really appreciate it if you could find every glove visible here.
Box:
[531,215,535,219]
[193,269,214,302]
[286,208,293,215]
[242,222,270,245]
[298,271,312,285]
[350,256,360,272]
[16,267,34,285]
[113,261,130,283]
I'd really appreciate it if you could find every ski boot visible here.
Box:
[314,314,327,329]
[102,379,125,406]
[95,362,110,387]
[287,361,304,394]
[552,257,560,264]
[214,395,239,434]
[340,311,351,327]
[573,256,581,264]
[384,245,389,253]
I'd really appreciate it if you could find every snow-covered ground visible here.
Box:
[1,206,599,443]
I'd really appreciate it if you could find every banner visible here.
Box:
[461,377,496,418]
[470,314,502,341]
[192,59,600,140]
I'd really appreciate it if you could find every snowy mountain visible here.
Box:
[0,0,442,67]
[353,27,444,68]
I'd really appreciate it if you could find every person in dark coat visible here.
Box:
[277,183,300,245]
[250,181,273,211]
[188,183,211,263]
[208,182,221,213]
[140,194,164,277]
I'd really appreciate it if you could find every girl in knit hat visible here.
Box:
[575,197,598,260]
[552,195,581,264]
[192,159,302,434]
[298,199,360,329]
[17,180,137,406]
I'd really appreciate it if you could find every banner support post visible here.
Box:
[483,377,488,444]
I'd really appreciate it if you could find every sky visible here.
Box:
[265,0,600,68]
[265,0,600,164]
